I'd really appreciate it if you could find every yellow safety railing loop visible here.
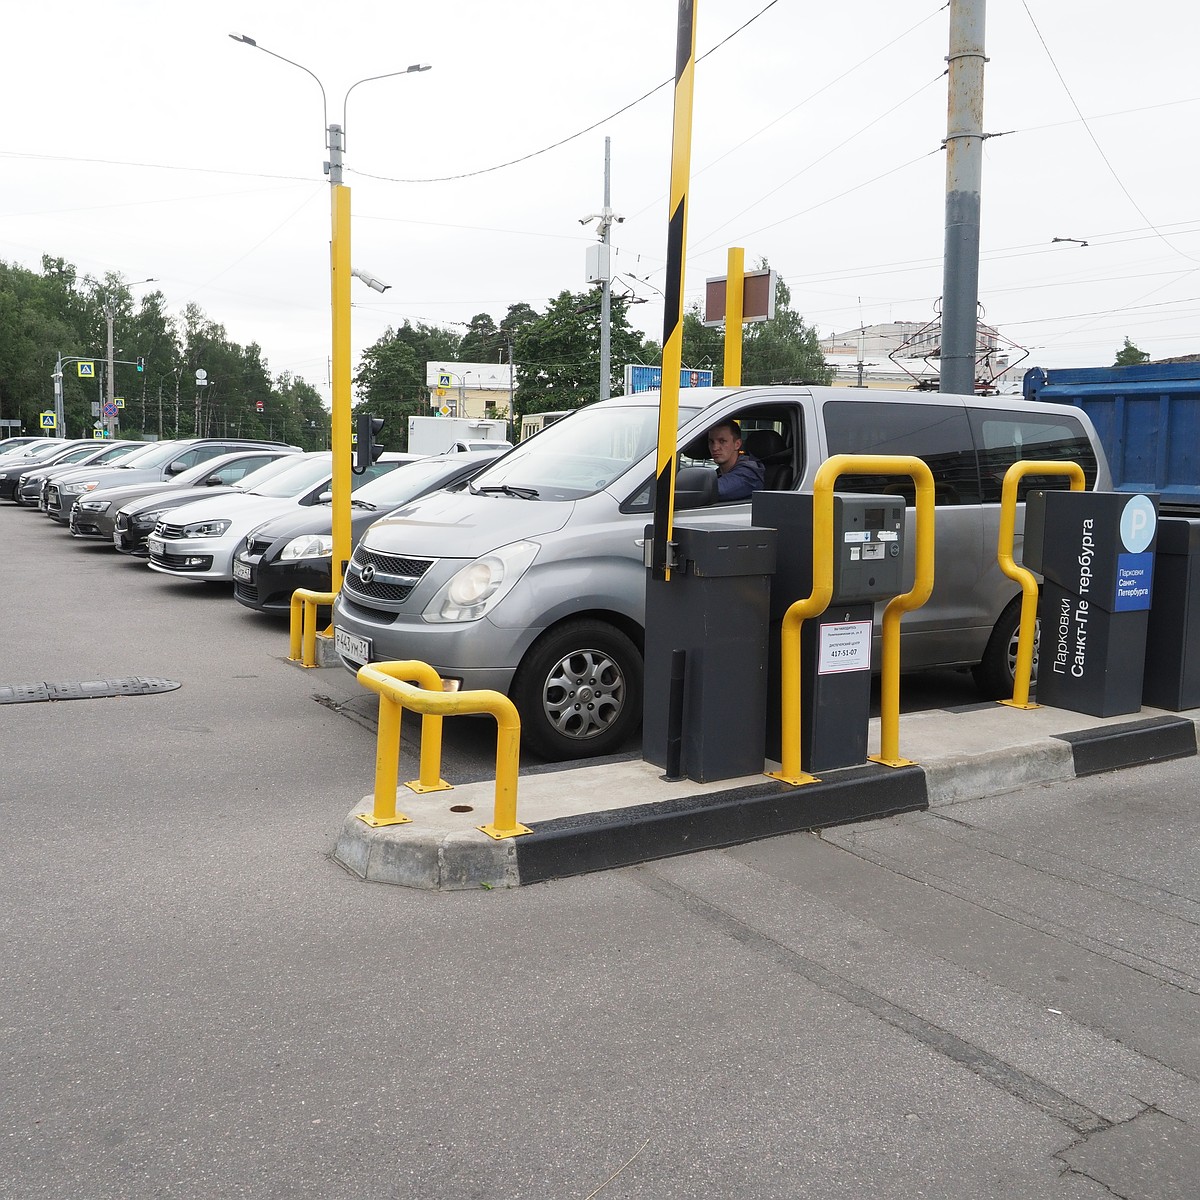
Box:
[356,660,530,840]
[768,453,936,786]
[996,461,1086,709]
[288,588,337,668]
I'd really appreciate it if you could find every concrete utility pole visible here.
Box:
[583,138,621,401]
[939,0,986,396]
[105,308,117,437]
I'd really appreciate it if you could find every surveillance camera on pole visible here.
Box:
[350,267,391,293]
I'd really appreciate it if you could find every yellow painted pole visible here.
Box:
[996,461,1085,709]
[329,181,353,596]
[723,246,744,386]
[650,0,699,581]
[369,695,408,826]
[768,477,834,786]
[870,460,935,767]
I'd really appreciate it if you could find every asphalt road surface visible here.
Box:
[2,501,1196,1199]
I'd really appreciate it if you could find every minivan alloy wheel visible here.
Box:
[513,619,643,761]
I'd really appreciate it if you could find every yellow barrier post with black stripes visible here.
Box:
[649,0,699,582]
[996,460,1086,709]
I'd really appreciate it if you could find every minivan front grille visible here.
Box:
[344,547,435,606]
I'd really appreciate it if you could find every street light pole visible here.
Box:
[229,33,429,594]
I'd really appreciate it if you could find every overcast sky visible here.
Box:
[5,1,1198,400]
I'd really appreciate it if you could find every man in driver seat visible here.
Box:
[708,418,765,500]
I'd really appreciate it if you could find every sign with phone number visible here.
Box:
[817,620,872,674]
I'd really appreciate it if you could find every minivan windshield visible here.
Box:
[469,401,704,501]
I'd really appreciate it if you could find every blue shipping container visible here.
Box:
[1023,362,1200,508]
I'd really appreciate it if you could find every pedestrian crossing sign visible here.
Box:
[77,361,95,377]
[40,411,56,429]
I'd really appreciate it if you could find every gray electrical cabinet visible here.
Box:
[1024,489,1159,717]
[752,492,906,773]
[642,522,778,782]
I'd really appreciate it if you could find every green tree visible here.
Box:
[1114,336,1150,367]
[512,289,651,417]
[682,303,725,385]
[354,320,464,451]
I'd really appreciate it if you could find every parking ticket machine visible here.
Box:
[753,491,907,772]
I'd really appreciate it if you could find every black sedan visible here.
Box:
[232,452,492,614]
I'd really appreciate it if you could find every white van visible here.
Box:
[332,386,1109,760]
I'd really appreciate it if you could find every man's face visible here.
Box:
[708,426,741,469]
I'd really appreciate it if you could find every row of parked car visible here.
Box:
[0,433,497,618]
[6,381,1107,765]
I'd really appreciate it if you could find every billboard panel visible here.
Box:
[623,365,714,394]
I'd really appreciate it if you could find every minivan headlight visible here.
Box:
[280,534,333,561]
[182,518,232,538]
[423,540,539,623]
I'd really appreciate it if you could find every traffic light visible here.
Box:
[136,356,145,372]
[353,412,385,474]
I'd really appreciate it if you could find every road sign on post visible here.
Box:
[77,361,95,377]
[40,411,56,429]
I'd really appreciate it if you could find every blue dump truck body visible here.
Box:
[1023,362,1200,510]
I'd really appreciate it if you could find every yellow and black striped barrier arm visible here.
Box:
[651,0,698,581]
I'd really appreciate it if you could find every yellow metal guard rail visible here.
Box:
[769,454,936,786]
[356,660,531,840]
[996,460,1086,709]
[288,588,337,668]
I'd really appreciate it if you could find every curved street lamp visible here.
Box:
[228,33,430,592]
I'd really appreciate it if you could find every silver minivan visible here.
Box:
[332,386,1109,760]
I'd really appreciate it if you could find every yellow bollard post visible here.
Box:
[360,693,410,827]
[996,461,1086,709]
[288,589,336,668]
[477,694,529,839]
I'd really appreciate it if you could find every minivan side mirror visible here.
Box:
[674,465,718,509]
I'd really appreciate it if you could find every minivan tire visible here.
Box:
[513,620,643,761]
[973,594,1039,700]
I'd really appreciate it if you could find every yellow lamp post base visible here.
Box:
[356,812,412,828]
[868,754,917,768]
[477,822,533,840]
[999,698,1040,710]
[404,778,452,794]
[766,769,821,787]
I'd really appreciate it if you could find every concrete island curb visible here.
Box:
[331,706,1200,891]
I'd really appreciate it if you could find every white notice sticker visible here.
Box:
[817,620,872,674]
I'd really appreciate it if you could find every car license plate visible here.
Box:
[147,536,164,557]
[335,627,371,664]
[233,560,252,583]
[113,531,123,549]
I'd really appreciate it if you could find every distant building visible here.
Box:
[820,321,1014,391]
[425,361,515,419]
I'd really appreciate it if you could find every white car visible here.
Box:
[145,452,411,582]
